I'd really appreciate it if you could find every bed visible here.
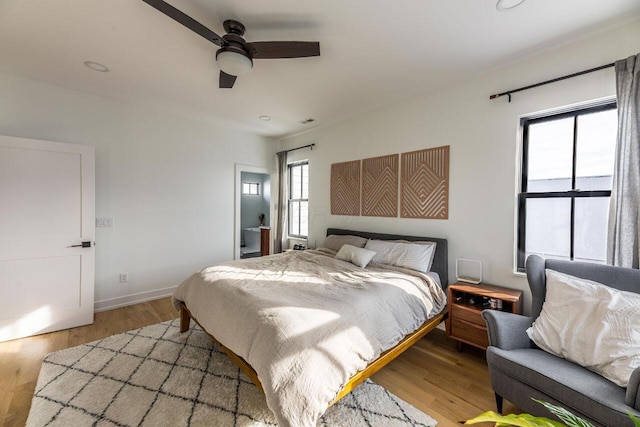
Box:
[172,228,449,426]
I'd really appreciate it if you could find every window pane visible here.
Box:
[575,109,617,191]
[300,201,308,236]
[291,165,302,199]
[243,182,259,195]
[287,162,308,237]
[527,118,574,192]
[302,164,309,199]
[289,201,300,236]
[574,197,609,263]
[525,198,571,260]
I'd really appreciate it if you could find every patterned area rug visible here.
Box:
[27,319,437,426]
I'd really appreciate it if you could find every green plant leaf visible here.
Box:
[466,401,639,427]
[532,400,594,427]
[465,410,566,427]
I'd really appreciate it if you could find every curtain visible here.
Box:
[274,151,288,253]
[607,53,640,268]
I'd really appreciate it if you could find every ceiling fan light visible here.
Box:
[216,50,253,76]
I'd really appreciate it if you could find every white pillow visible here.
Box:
[335,244,377,268]
[526,269,640,387]
[364,239,436,272]
[319,234,368,253]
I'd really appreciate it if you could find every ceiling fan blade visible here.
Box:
[246,41,320,59]
[141,0,225,47]
[219,71,237,88]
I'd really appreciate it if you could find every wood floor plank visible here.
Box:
[0,297,521,427]
[5,381,34,427]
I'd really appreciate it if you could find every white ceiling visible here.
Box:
[1,0,638,138]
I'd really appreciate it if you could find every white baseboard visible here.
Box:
[94,286,177,313]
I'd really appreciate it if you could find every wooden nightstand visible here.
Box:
[446,282,522,352]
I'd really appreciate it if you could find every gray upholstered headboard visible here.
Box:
[326,228,448,287]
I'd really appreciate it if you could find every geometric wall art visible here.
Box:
[330,160,361,216]
[361,154,398,217]
[400,145,449,219]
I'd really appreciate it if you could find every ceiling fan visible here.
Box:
[141,0,321,89]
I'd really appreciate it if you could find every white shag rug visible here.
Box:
[27,319,437,426]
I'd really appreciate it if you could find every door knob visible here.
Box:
[68,241,92,248]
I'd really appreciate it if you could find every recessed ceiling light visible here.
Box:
[496,0,526,11]
[84,61,109,72]
[259,115,271,121]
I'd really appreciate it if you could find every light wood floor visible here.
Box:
[0,298,519,427]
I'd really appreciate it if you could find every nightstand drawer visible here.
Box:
[450,318,489,349]
[451,304,484,326]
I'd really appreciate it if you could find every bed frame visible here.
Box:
[179,228,449,406]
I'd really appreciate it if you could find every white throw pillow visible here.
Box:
[335,244,377,268]
[526,269,640,387]
[364,239,436,272]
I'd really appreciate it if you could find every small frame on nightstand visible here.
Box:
[455,258,482,284]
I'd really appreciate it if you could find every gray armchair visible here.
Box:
[482,255,640,427]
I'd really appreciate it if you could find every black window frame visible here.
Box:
[517,101,617,272]
[287,161,309,238]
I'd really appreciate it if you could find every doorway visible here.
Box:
[234,164,273,260]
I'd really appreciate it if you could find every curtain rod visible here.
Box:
[279,143,315,154]
[489,62,615,102]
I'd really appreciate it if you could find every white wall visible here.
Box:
[281,20,640,313]
[0,72,276,310]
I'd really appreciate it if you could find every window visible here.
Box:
[242,182,259,195]
[288,161,309,238]
[517,102,617,272]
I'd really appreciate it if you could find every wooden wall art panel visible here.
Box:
[330,160,361,216]
[361,154,398,217]
[400,146,449,219]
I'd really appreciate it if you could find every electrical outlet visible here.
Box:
[119,273,129,283]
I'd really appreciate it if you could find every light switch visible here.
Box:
[96,217,114,228]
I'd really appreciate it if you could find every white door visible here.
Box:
[0,135,95,342]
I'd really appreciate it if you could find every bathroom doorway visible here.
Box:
[234,164,273,260]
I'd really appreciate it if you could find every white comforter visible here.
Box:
[172,249,447,426]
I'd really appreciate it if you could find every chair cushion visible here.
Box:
[487,347,631,425]
[527,269,640,387]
